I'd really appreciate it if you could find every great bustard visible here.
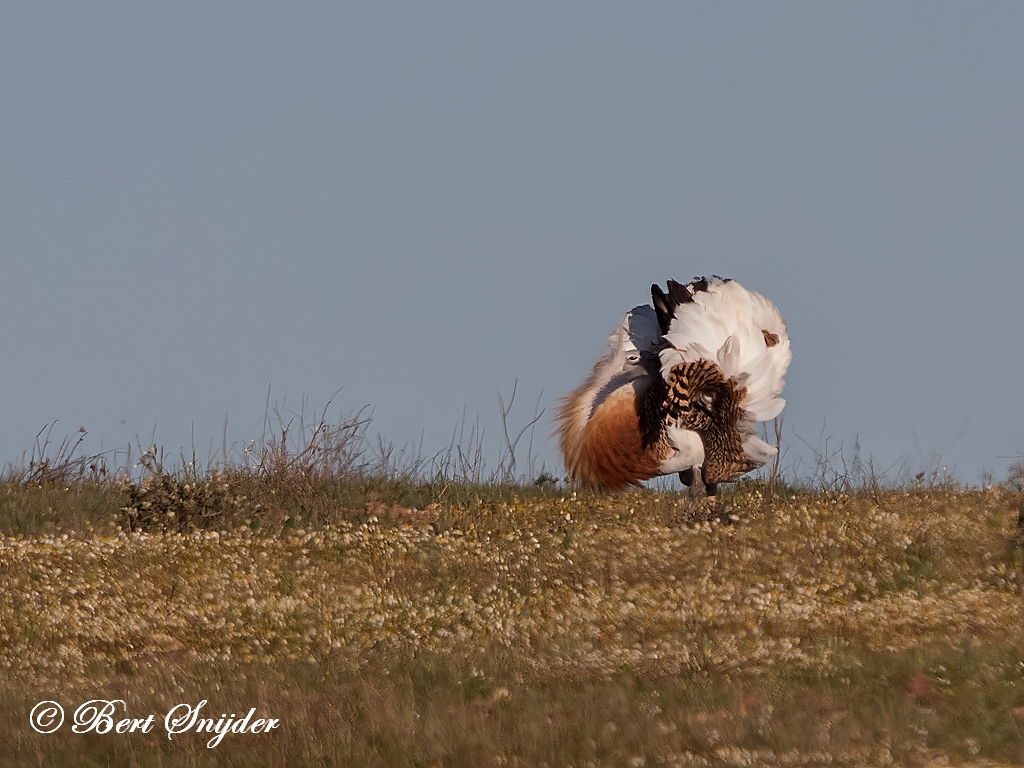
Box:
[554,277,791,498]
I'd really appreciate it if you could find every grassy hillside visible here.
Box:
[0,460,1021,766]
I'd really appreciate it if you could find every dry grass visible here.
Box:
[0,473,1022,766]
[1,409,1022,766]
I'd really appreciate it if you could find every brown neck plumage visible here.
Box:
[556,376,670,490]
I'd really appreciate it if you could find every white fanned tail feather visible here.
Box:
[659,279,791,468]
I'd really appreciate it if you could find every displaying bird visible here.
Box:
[555,277,791,499]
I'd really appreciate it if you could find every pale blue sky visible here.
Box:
[2,3,1023,484]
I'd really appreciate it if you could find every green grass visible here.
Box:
[0,444,1022,765]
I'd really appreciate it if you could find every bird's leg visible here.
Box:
[701,467,739,524]
[679,467,701,503]
[700,466,717,507]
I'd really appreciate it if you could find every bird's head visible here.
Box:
[577,304,661,413]
[554,304,662,482]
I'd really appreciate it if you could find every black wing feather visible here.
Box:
[651,277,708,334]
